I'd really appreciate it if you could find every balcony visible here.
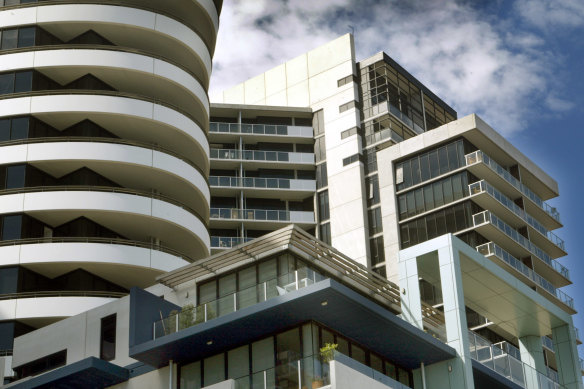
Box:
[476,243,574,312]
[469,180,566,257]
[210,236,253,250]
[210,148,315,169]
[471,211,570,287]
[370,101,425,135]
[154,267,325,338]
[209,176,316,200]
[468,330,563,389]
[465,151,561,228]
[209,122,313,141]
[210,208,315,230]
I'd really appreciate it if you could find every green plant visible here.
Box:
[178,303,195,329]
[319,343,338,363]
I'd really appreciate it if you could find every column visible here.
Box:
[398,254,423,330]
[436,243,475,389]
[552,324,583,389]
[518,335,546,389]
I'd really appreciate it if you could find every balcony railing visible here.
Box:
[472,211,569,280]
[469,181,565,251]
[210,236,253,249]
[542,336,555,351]
[468,330,564,389]
[154,268,325,338]
[210,208,315,223]
[209,176,316,191]
[210,148,314,164]
[0,350,13,357]
[476,242,573,309]
[465,151,561,223]
[364,127,404,146]
[210,122,313,138]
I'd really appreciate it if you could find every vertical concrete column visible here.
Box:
[552,324,583,389]
[437,242,475,389]
[398,254,424,330]
[518,336,546,389]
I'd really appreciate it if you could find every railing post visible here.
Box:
[297,360,302,389]
[295,270,299,290]
[233,292,237,312]
[263,370,267,389]
[175,313,179,333]
[204,304,208,322]
[264,282,267,301]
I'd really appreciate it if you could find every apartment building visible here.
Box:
[0,0,221,382]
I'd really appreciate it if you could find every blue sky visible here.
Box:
[209,0,584,342]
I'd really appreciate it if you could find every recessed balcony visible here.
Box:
[209,122,313,143]
[210,236,253,250]
[209,207,316,230]
[210,148,315,170]
[209,176,316,200]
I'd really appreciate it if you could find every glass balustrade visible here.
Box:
[210,236,253,249]
[542,336,555,351]
[468,330,564,388]
[210,208,314,223]
[210,149,314,163]
[154,268,326,338]
[475,242,573,308]
[209,176,316,191]
[210,122,313,138]
[472,211,569,280]
[465,151,561,223]
[364,127,404,146]
[469,181,565,251]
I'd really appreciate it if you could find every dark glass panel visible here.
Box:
[5,165,26,188]
[428,150,439,178]
[411,157,420,185]
[2,214,22,240]
[0,73,14,94]
[14,71,33,93]
[438,146,449,175]
[433,181,444,207]
[447,142,460,170]
[0,266,19,294]
[420,154,430,182]
[1,29,17,50]
[445,206,456,233]
[100,314,116,361]
[0,119,9,141]
[435,210,447,236]
[443,177,453,204]
[17,27,35,47]
[11,117,29,139]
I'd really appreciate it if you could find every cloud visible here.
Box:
[514,0,584,30]
[210,0,573,136]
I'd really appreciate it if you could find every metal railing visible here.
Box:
[465,151,561,223]
[0,185,206,226]
[210,236,253,249]
[364,127,404,146]
[0,236,197,263]
[210,122,313,138]
[210,148,314,163]
[542,336,555,351]
[469,180,565,251]
[0,136,206,178]
[0,290,126,300]
[154,268,325,338]
[209,176,316,191]
[210,208,315,223]
[472,211,569,280]
[493,341,522,361]
[0,90,206,133]
[476,242,573,308]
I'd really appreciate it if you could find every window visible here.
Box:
[370,236,385,266]
[319,222,331,245]
[340,126,361,139]
[100,314,116,361]
[318,191,330,221]
[366,175,380,207]
[337,74,356,87]
[316,163,328,189]
[315,136,326,163]
[342,153,361,166]
[338,100,356,113]
[368,207,382,235]
[312,109,324,137]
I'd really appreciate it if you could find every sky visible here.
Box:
[209,0,584,342]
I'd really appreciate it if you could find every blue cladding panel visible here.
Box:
[129,287,180,348]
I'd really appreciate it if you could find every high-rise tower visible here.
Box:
[0,0,221,379]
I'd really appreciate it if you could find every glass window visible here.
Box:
[0,119,9,141]
[319,222,331,245]
[398,196,407,220]
[402,160,412,187]
[385,362,397,380]
[417,218,427,242]
[6,165,26,188]
[445,207,456,233]
[17,27,36,47]
[203,353,225,386]
[370,353,383,374]
[1,29,17,50]
[11,117,28,139]
[406,191,415,218]
[198,281,216,304]
[429,150,439,178]
[252,337,274,373]
[218,273,236,297]
[433,181,444,207]
[423,185,434,211]
[0,266,19,294]
[336,335,349,355]
[426,213,437,239]
[276,328,301,363]
[454,203,467,230]
[398,368,410,386]
[414,188,424,214]
[452,174,463,200]
[350,344,366,365]
[2,214,22,240]
[257,259,275,283]
[443,177,453,204]
[438,147,449,175]
[435,211,447,236]
[0,73,15,94]
[228,345,249,379]
[410,157,420,185]
[447,142,460,170]
[318,191,329,221]
[100,314,116,361]
[420,154,430,182]
[14,71,32,93]
[181,361,201,389]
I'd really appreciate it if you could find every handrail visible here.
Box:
[465,151,560,223]
[210,148,314,163]
[0,44,207,90]
[209,175,315,190]
[0,236,197,263]
[209,122,313,137]
[469,180,565,251]
[0,185,207,227]
[0,90,207,133]
[0,349,13,357]
[210,236,253,248]
[0,0,215,55]
[0,136,207,178]
[0,290,127,300]
[472,210,568,279]
[210,207,314,223]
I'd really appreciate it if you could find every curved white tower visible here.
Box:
[0,0,220,363]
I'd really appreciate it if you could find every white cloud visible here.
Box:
[210,0,573,136]
[515,0,584,30]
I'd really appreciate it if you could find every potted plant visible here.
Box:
[320,343,338,363]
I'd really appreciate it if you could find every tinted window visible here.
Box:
[1,29,17,50]
[17,27,36,47]
[11,117,28,139]
[0,73,14,94]
[2,215,22,240]
[100,314,116,361]
[5,165,26,188]
[14,71,33,93]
